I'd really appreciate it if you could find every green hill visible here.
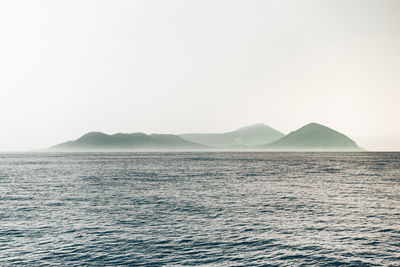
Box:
[49,123,363,151]
[180,123,284,148]
[265,123,363,151]
[50,132,206,151]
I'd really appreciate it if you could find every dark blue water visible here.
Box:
[0,152,399,266]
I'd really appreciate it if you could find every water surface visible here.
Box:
[0,152,399,265]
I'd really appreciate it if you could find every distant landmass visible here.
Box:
[265,123,363,151]
[50,132,206,151]
[180,123,284,148]
[49,122,363,151]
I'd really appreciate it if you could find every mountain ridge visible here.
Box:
[50,132,206,151]
[265,123,363,151]
[48,122,364,151]
[180,123,284,148]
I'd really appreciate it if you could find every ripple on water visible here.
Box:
[0,152,399,265]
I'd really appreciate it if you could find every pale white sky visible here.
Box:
[0,0,399,151]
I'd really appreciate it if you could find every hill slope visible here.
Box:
[50,132,206,151]
[266,123,363,151]
[180,123,284,148]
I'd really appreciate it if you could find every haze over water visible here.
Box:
[1,0,400,151]
[1,152,399,265]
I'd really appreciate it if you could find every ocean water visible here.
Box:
[0,152,399,266]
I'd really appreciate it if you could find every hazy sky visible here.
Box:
[1,0,399,151]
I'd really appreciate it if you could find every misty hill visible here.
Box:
[265,123,363,151]
[50,132,206,151]
[180,123,284,148]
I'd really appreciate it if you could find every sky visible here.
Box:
[0,0,399,151]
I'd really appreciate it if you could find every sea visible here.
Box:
[0,152,399,266]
